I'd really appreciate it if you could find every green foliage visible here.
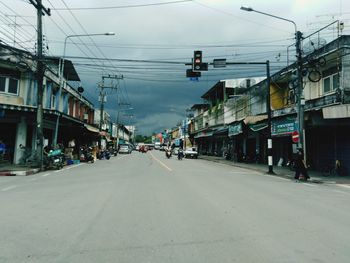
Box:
[135,135,152,143]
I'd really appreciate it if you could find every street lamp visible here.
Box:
[53,32,115,145]
[240,6,304,153]
[59,32,115,88]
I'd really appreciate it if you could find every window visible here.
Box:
[323,77,331,93]
[51,94,56,109]
[0,77,6,92]
[322,73,340,94]
[0,76,19,95]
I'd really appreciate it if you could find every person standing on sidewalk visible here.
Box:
[0,140,6,160]
[294,149,309,181]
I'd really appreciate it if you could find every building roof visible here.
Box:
[45,56,80,81]
[190,104,209,110]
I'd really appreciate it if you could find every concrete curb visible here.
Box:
[0,168,40,176]
[198,156,330,184]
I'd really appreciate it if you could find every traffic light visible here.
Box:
[193,50,202,71]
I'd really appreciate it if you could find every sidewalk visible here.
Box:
[198,155,350,185]
[0,163,40,176]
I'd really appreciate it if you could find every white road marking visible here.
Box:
[337,184,350,190]
[301,183,317,187]
[332,190,350,195]
[149,152,172,172]
[1,185,17,192]
[64,163,84,171]
[230,171,261,175]
[264,174,290,181]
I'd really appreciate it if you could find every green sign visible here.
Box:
[271,119,297,136]
[228,122,242,136]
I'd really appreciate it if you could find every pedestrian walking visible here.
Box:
[294,149,309,181]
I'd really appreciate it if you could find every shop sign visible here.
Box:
[271,119,297,136]
[194,131,213,139]
[228,122,242,136]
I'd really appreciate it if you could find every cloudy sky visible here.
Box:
[2,0,350,135]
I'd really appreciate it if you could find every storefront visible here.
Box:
[271,116,297,166]
[194,130,213,155]
[228,122,243,161]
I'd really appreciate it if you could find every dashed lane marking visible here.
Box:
[301,182,317,187]
[149,152,173,172]
[28,178,38,182]
[1,185,17,192]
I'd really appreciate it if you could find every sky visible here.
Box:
[1,0,350,135]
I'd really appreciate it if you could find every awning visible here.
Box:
[84,124,100,133]
[213,127,228,136]
[244,115,268,125]
[228,122,243,136]
[323,104,350,119]
[249,122,268,132]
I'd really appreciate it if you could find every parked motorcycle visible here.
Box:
[44,149,64,170]
[224,151,232,160]
[177,148,184,160]
[80,147,95,163]
[98,149,111,160]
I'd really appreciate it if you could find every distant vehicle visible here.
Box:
[139,145,148,153]
[154,142,161,150]
[119,145,131,154]
[184,147,198,159]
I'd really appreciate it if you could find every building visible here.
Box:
[190,34,350,173]
[0,43,98,165]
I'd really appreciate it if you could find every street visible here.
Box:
[1,151,350,263]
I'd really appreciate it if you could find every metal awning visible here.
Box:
[84,124,99,133]
[249,122,268,132]
[323,104,350,119]
[213,126,228,135]
[244,115,268,125]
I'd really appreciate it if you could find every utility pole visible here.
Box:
[98,74,123,147]
[296,31,304,151]
[29,0,50,170]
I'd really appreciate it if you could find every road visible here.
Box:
[1,150,350,263]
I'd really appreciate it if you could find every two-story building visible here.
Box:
[0,43,98,165]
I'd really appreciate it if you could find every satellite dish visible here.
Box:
[78,86,84,93]
[308,69,322,83]
[303,38,327,54]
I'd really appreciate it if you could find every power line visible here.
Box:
[51,0,194,11]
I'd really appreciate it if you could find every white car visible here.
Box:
[184,147,198,159]
[119,145,131,154]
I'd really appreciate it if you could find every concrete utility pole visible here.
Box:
[98,74,123,131]
[29,0,51,170]
[241,5,305,162]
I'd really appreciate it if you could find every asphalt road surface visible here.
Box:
[1,150,350,263]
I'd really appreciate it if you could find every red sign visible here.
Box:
[292,131,299,143]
